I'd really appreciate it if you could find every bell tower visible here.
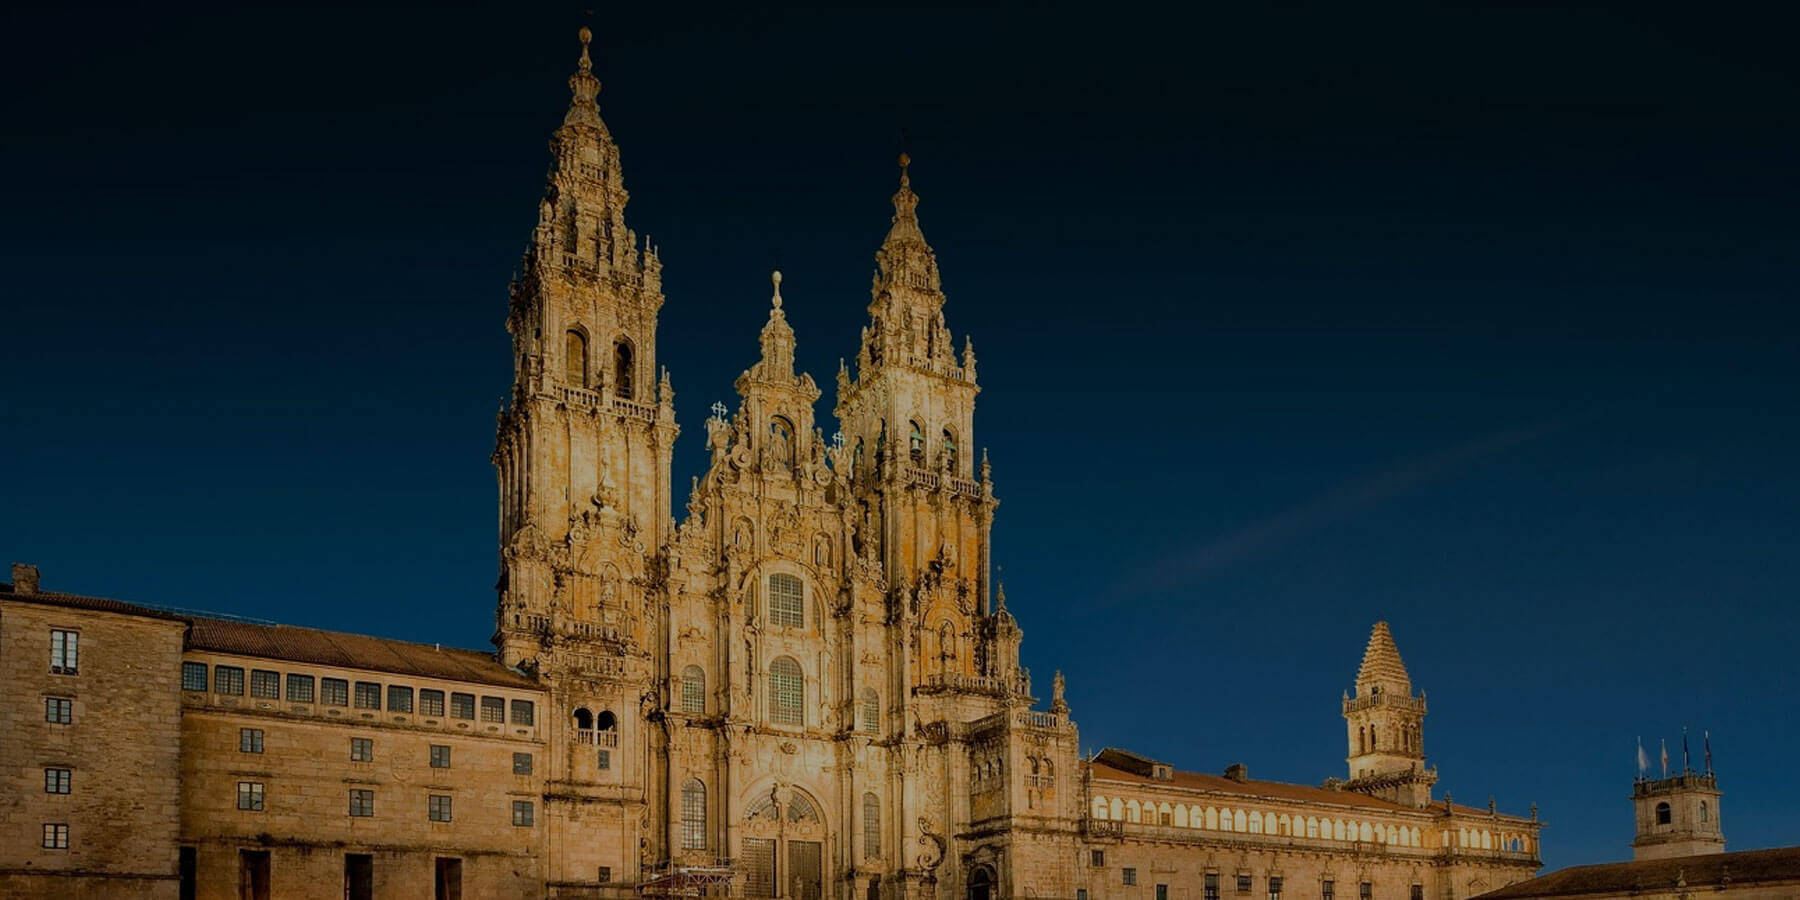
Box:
[1632,764,1724,860]
[1342,621,1436,807]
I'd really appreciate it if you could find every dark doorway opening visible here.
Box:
[238,849,270,900]
[344,853,374,900]
[968,865,996,900]
[435,857,463,900]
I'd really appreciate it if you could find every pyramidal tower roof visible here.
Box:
[1356,621,1412,693]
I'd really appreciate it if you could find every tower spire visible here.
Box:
[564,26,602,128]
[1357,620,1412,694]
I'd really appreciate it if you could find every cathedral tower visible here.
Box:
[1632,756,1724,860]
[1343,621,1437,807]
[492,29,678,885]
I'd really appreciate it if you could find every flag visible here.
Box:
[1683,728,1691,771]
[1660,739,1669,778]
[1705,731,1712,773]
[1637,737,1649,774]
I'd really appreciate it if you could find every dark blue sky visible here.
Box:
[3,3,1796,870]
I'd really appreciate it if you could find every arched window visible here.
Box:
[768,573,803,628]
[680,666,705,715]
[565,330,588,386]
[1700,801,1709,823]
[770,417,794,470]
[936,621,957,674]
[1656,802,1672,825]
[854,438,865,476]
[1359,726,1366,754]
[680,778,707,849]
[863,792,881,859]
[1125,800,1140,823]
[613,340,634,399]
[859,688,879,732]
[596,710,616,731]
[573,707,593,730]
[1092,796,1109,819]
[769,656,804,725]
[942,428,958,469]
[908,421,925,461]
[1109,798,1123,820]
[875,421,887,456]
[1219,808,1233,832]
[1370,729,1378,751]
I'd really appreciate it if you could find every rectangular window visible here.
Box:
[1323,881,1335,900]
[428,794,453,822]
[353,681,381,710]
[512,800,534,826]
[240,728,264,753]
[1078,892,1089,900]
[44,768,71,794]
[511,699,534,725]
[1411,886,1424,900]
[1206,874,1221,900]
[182,661,208,691]
[430,745,451,768]
[513,752,533,775]
[597,748,611,770]
[215,665,245,696]
[1270,877,1284,900]
[1238,875,1253,894]
[768,573,804,627]
[351,737,373,762]
[45,697,72,724]
[449,692,474,719]
[50,629,78,674]
[480,696,505,723]
[237,781,265,811]
[349,789,375,817]
[1158,886,1170,900]
[1123,867,1138,886]
[1360,884,1373,900]
[322,678,349,706]
[388,685,413,713]
[250,669,280,699]
[42,823,69,849]
[598,866,612,883]
[420,689,445,717]
[287,673,315,703]
[1091,849,1106,868]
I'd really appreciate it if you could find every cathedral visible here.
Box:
[0,29,1542,900]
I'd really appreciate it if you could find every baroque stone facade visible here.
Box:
[0,29,1545,900]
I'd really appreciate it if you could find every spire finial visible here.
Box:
[898,152,911,187]
[771,270,783,309]
[577,26,593,73]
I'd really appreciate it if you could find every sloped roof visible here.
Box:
[2,582,535,690]
[1474,846,1800,899]
[1357,620,1411,690]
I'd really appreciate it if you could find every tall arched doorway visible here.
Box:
[968,865,996,900]
[740,788,827,900]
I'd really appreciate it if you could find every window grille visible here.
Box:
[287,674,315,703]
[182,661,208,691]
[863,793,881,858]
[215,666,245,696]
[743,838,775,897]
[511,699,535,725]
[769,574,804,627]
[1323,881,1335,900]
[1270,877,1284,900]
[513,752,533,775]
[1411,886,1424,900]
[388,685,413,713]
[1124,868,1138,886]
[681,666,706,714]
[450,692,474,719]
[769,656,804,725]
[1206,873,1220,900]
[50,630,77,674]
[860,689,879,732]
[1360,883,1373,900]
[420,689,445,717]
[250,670,280,699]
[321,678,349,706]
[354,682,381,710]
[1238,875,1253,893]
[1092,850,1107,868]
[680,779,707,849]
[480,696,506,723]
[597,748,611,770]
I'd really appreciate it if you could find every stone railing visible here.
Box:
[1024,774,1055,789]
[922,672,1022,697]
[574,728,619,748]
[1342,692,1427,715]
[901,465,981,498]
[555,385,604,410]
[1082,819,1124,840]
[1016,710,1068,731]
[609,395,658,423]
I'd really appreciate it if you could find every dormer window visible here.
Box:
[1153,765,1173,781]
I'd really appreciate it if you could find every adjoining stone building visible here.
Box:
[0,28,1546,900]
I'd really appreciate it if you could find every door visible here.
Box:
[239,850,270,900]
[788,840,822,900]
[344,853,373,900]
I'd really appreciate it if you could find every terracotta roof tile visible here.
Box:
[1,585,189,623]
[1092,759,1418,813]
[1474,846,1800,900]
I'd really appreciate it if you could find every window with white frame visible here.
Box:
[769,656,804,725]
[769,573,804,627]
[50,630,77,674]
